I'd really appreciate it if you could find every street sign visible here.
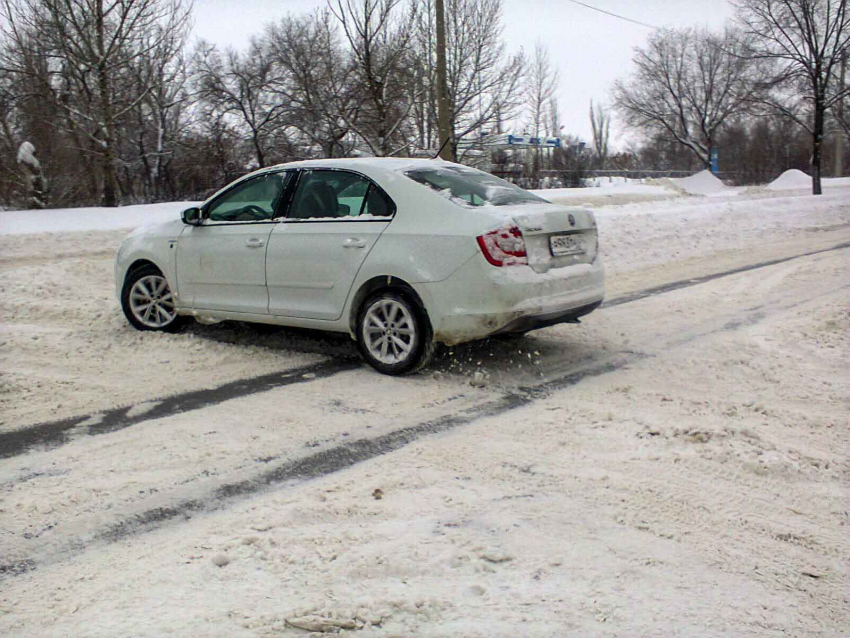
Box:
[506,135,561,148]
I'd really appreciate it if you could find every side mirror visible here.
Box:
[181,207,202,226]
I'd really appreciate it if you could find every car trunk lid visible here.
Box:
[488,203,599,273]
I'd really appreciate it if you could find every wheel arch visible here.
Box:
[120,258,168,293]
[125,258,162,279]
[348,276,431,336]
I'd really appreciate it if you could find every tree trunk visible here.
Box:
[837,53,846,178]
[138,127,153,200]
[812,94,824,195]
[96,0,118,207]
[252,131,266,168]
[101,138,119,206]
[435,0,452,161]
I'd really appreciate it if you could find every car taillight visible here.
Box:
[476,225,528,266]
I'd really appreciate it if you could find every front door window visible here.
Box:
[207,172,290,222]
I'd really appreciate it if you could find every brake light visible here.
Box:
[476,225,528,266]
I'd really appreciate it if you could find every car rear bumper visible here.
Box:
[418,253,605,345]
[489,299,603,335]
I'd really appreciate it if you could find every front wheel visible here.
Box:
[356,291,434,375]
[121,264,185,332]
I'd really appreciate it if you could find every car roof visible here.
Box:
[258,157,463,175]
[202,158,473,208]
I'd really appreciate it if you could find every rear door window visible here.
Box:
[288,170,395,220]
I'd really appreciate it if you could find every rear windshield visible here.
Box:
[404,166,547,208]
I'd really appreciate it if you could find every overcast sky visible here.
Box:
[192,0,737,147]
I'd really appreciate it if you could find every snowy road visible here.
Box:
[1,185,849,636]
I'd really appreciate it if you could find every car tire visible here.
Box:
[356,290,434,375]
[121,264,186,333]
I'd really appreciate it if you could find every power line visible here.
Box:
[565,0,657,29]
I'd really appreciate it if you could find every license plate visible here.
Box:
[549,234,585,256]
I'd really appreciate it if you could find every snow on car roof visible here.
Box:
[261,157,458,175]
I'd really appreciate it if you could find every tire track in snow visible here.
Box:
[0,352,636,578]
[0,359,360,460]
[77,280,850,552]
[0,283,826,578]
[1,239,846,462]
[1,247,846,578]
[600,240,850,309]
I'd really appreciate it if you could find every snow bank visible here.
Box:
[666,170,730,196]
[767,169,812,190]
[764,169,850,191]
[532,178,670,200]
[766,169,850,190]
[828,176,850,188]
[542,171,737,201]
[0,202,196,236]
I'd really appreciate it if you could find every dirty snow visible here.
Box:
[0,179,849,637]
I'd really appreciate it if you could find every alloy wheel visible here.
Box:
[128,275,177,329]
[361,298,416,365]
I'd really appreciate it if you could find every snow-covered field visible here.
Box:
[0,174,848,637]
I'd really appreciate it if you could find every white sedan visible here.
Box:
[115,159,604,374]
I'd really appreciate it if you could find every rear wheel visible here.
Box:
[121,264,185,332]
[356,291,434,375]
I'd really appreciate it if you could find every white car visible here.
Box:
[115,159,604,374]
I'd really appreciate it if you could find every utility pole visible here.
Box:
[435,0,453,161]
[836,51,845,177]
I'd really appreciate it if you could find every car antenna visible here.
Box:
[432,136,451,160]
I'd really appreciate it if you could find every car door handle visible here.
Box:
[246,237,265,248]
[342,238,367,249]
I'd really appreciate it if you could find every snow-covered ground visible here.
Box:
[532,169,850,205]
[0,201,197,236]
[0,178,848,636]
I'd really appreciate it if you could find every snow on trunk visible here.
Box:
[16,141,48,209]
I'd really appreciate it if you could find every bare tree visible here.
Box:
[832,51,848,178]
[613,26,760,169]
[1,0,192,206]
[833,51,848,136]
[412,0,524,160]
[265,11,356,158]
[735,0,850,193]
[0,62,22,206]
[0,29,97,204]
[330,0,419,156]
[716,112,813,183]
[526,41,559,138]
[524,41,558,176]
[128,17,192,200]
[194,39,292,169]
[589,100,611,168]
[547,96,562,138]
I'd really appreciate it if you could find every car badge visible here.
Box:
[568,213,576,227]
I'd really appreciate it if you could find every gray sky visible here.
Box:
[192,0,736,146]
